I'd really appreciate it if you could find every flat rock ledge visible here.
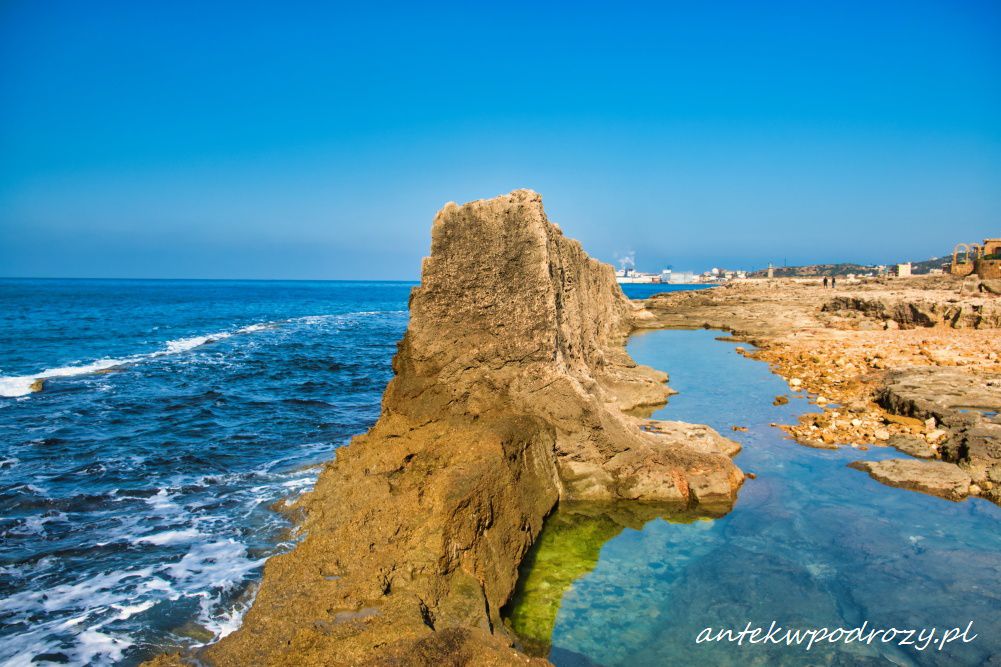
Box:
[152,191,743,667]
[848,459,974,502]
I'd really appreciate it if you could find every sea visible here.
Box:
[0,279,415,666]
[0,278,697,666]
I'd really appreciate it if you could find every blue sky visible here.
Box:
[1,1,999,279]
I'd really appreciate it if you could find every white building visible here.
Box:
[668,271,697,284]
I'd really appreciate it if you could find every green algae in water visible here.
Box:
[503,502,721,656]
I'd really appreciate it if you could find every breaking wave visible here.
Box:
[0,311,403,399]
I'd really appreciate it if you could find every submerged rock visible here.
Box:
[503,501,724,657]
[28,378,44,393]
[193,190,743,666]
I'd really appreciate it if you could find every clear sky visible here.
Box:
[1,1,999,279]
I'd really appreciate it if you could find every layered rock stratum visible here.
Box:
[155,190,742,666]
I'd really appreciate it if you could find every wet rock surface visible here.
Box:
[156,191,742,666]
[847,459,974,501]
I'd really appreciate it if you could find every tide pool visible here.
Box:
[507,329,1001,666]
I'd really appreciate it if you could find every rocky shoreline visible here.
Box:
[150,191,743,666]
[642,277,1001,505]
[150,194,997,666]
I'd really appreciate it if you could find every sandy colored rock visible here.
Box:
[174,191,743,667]
[888,434,936,459]
[644,419,742,458]
[848,459,973,501]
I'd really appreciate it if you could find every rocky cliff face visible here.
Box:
[193,190,741,666]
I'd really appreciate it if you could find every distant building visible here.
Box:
[615,267,660,284]
[894,263,912,277]
[668,271,697,284]
[951,238,1001,279]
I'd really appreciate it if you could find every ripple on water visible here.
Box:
[0,279,413,665]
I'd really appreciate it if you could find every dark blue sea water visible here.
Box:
[0,279,415,665]
[541,329,1001,666]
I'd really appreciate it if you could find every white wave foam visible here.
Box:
[0,567,156,615]
[135,528,203,546]
[160,333,232,355]
[112,600,155,620]
[0,358,124,398]
[75,629,133,664]
[7,511,68,537]
[236,323,274,334]
[0,324,256,398]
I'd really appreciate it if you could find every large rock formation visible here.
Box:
[187,191,742,666]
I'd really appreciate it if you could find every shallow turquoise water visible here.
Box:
[545,329,1001,666]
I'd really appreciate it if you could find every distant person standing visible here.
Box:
[832,276,837,288]
[823,277,829,288]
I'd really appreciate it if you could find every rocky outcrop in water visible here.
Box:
[172,191,742,666]
[847,459,974,501]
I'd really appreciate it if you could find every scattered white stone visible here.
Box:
[925,429,948,443]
